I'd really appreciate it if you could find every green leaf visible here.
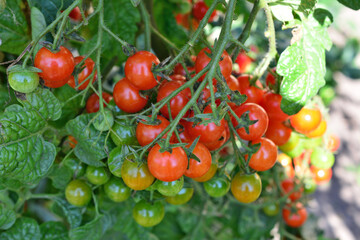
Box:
[0,85,10,112]
[40,221,69,240]
[48,164,72,189]
[28,0,73,25]
[0,0,30,54]
[52,198,82,229]
[69,216,103,240]
[268,0,317,14]
[0,89,60,183]
[176,213,198,233]
[31,7,46,56]
[152,213,185,240]
[0,205,16,230]
[0,217,41,240]
[277,9,332,115]
[270,5,294,22]
[337,0,360,10]
[66,114,114,167]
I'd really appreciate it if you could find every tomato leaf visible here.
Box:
[0,205,16,230]
[69,216,103,240]
[277,9,333,115]
[40,221,68,240]
[48,164,72,190]
[337,0,360,10]
[52,198,82,229]
[28,0,73,25]
[30,7,46,56]
[0,217,41,240]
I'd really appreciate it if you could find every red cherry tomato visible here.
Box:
[184,141,212,178]
[69,7,82,21]
[326,134,340,153]
[237,75,264,104]
[195,47,232,82]
[231,103,269,141]
[290,107,322,134]
[248,137,277,171]
[125,51,160,90]
[203,129,227,151]
[265,68,276,87]
[282,203,308,228]
[311,166,332,184]
[265,120,292,146]
[68,56,96,90]
[281,178,303,201]
[136,115,172,146]
[86,92,113,113]
[260,92,289,122]
[147,144,188,182]
[175,13,200,30]
[34,46,75,88]
[192,0,217,22]
[113,78,148,113]
[235,52,252,73]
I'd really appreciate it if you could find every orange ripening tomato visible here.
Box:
[231,172,262,203]
[305,120,327,138]
[248,137,278,172]
[68,136,77,148]
[290,107,322,134]
[193,163,217,182]
[311,166,332,184]
[326,134,340,153]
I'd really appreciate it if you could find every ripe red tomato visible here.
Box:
[184,141,212,178]
[260,92,289,122]
[175,13,200,30]
[192,0,217,22]
[235,52,252,73]
[195,47,232,82]
[86,92,113,113]
[68,56,96,90]
[231,103,269,141]
[311,166,332,184]
[237,75,264,104]
[231,172,262,203]
[224,75,242,108]
[282,203,308,228]
[290,107,322,134]
[113,78,148,113]
[173,63,195,76]
[281,178,303,201]
[326,134,340,153]
[249,137,277,171]
[305,120,327,138]
[265,120,292,146]
[124,51,160,90]
[176,121,193,143]
[147,144,188,182]
[184,105,226,143]
[121,159,155,190]
[265,68,276,87]
[136,115,172,146]
[157,80,191,119]
[69,7,82,21]
[202,129,227,151]
[34,46,75,88]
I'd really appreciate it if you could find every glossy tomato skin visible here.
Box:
[136,115,172,146]
[166,187,194,205]
[121,159,155,190]
[147,144,188,182]
[65,179,92,207]
[311,166,332,184]
[34,46,75,88]
[68,56,96,90]
[310,147,335,169]
[304,178,317,194]
[104,177,131,202]
[157,80,191,118]
[185,105,226,143]
[265,120,292,146]
[193,163,217,182]
[192,0,217,22]
[263,203,280,216]
[249,138,277,171]
[204,177,230,198]
[231,103,269,141]
[290,107,322,134]
[195,47,232,81]
[305,120,327,138]
[260,92,289,122]
[265,68,276,87]
[282,203,308,228]
[281,178,303,201]
[279,132,300,152]
[235,52,252,73]
[184,142,212,178]
[237,75,264,104]
[113,78,148,113]
[154,176,184,197]
[202,129,227,151]
[125,51,160,90]
[231,173,262,203]
[110,120,138,146]
[8,71,39,93]
[86,166,110,185]
[133,200,165,227]
[69,7,82,21]
[86,92,113,113]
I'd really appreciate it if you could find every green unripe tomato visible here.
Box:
[104,177,131,202]
[204,177,230,198]
[155,176,184,197]
[304,178,317,194]
[166,187,194,205]
[303,137,323,149]
[8,71,39,93]
[132,200,165,227]
[284,138,304,158]
[263,203,279,216]
[108,146,134,177]
[63,156,85,177]
[310,147,335,169]
[86,166,110,185]
[319,85,336,106]
[65,179,92,207]
[93,109,114,131]
[279,132,300,152]
[110,120,138,146]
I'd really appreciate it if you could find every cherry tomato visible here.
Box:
[231,103,269,141]
[311,166,332,184]
[265,120,291,146]
[113,78,148,113]
[86,92,113,113]
[195,47,232,81]
[34,46,75,88]
[108,147,134,178]
[121,159,155,190]
[147,144,188,182]
[284,138,305,158]
[303,137,322,150]
[133,200,165,227]
[184,105,226,143]
[231,172,262,203]
[63,156,85,178]
[305,120,327,138]
[8,70,39,93]
[249,137,277,172]
[157,80,191,119]
[175,13,200,30]
[104,177,131,202]
[184,141,212,178]
[174,63,195,76]
[154,176,184,197]
[93,108,114,131]
[310,147,335,169]
[85,166,110,185]
[326,134,340,153]
[136,115,172,146]
[263,203,280,216]
[304,178,317,194]
[237,75,264,104]
[192,0,217,22]
[193,163,217,182]
[281,178,303,201]
[277,153,292,167]
[282,203,307,228]
[290,107,322,134]
[69,7,82,21]
[202,129,227,151]
[68,135,78,149]
[204,177,230,198]
[260,92,289,122]
[68,56,96,90]
[265,68,276,87]
[166,187,194,205]
[65,179,92,207]
[279,132,300,152]
[235,52,252,73]
[125,51,160,90]
[110,120,138,146]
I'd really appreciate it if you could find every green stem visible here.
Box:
[139,1,151,51]
[151,26,180,51]
[96,0,105,113]
[102,25,132,54]
[52,15,68,50]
